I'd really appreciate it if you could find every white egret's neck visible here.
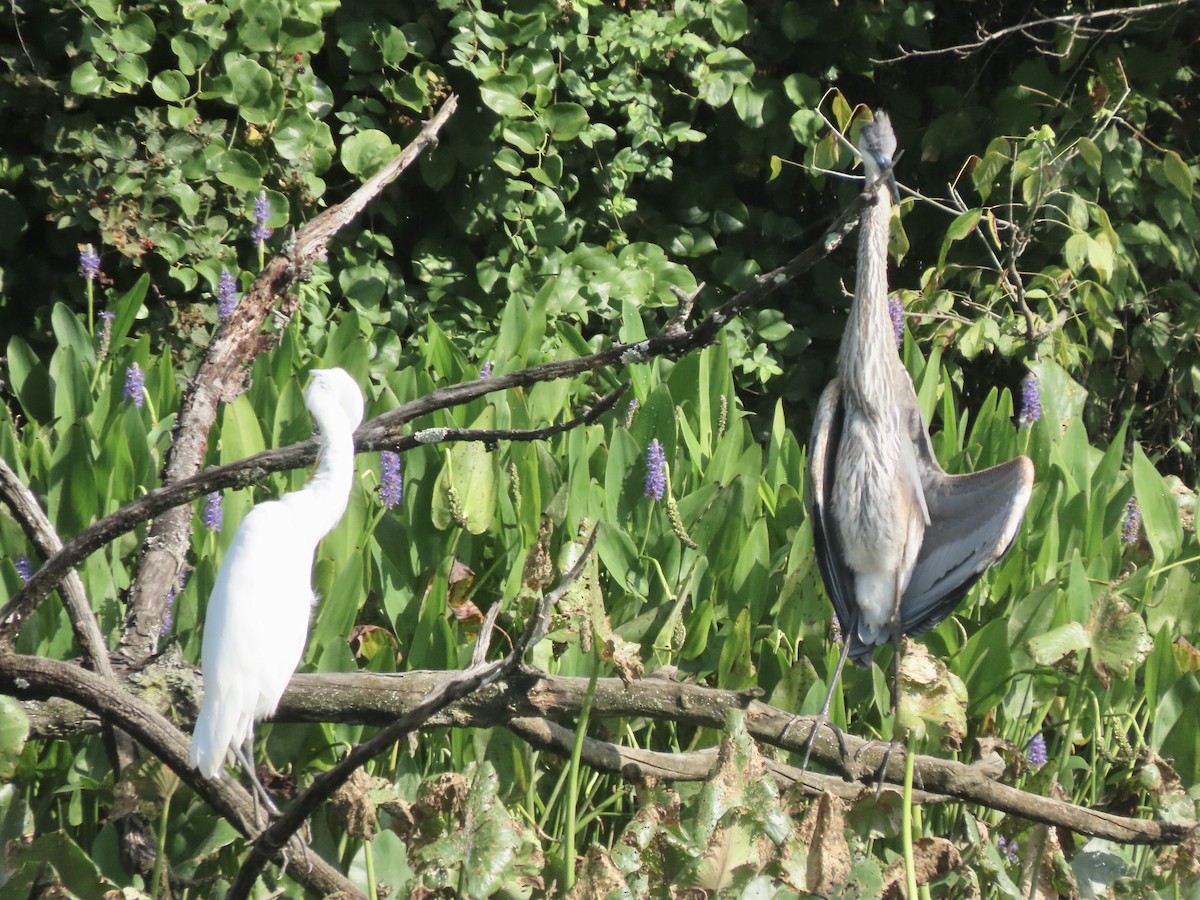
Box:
[294,406,357,542]
[837,179,896,411]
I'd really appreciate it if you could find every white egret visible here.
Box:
[190,367,365,809]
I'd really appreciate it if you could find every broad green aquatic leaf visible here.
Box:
[1132,444,1182,562]
[0,697,29,781]
[430,406,498,534]
[1028,622,1090,667]
[1089,593,1152,683]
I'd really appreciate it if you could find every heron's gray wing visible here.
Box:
[808,380,873,665]
[901,455,1034,636]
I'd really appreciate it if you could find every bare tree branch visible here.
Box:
[13,658,1189,847]
[872,1,1194,64]
[0,647,362,899]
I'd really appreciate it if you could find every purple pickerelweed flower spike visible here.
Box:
[202,492,223,532]
[124,363,145,408]
[217,269,239,320]
[1122,496,1141,545]
[1026,733,1047,768]
[380,451,403,509]
[644,439,667,501]
[996,835,1018,863]
[252,191,271,244]
[1019,374,1041,426]
[887,293,904,348]
[479,360,493,380]
[79,244,100,282]
[14,555,32,583]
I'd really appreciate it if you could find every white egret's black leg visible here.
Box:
[234,736,280,820]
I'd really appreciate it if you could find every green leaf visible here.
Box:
[0,697,29,780]
[1027,621,1090,667]
[214,149,264,192]
[341,129,399,178]
[1162,150,1193,198]
[543,102,588,141]
[5,336,53,423]
[70,61,105,95]
[711,0,749,41]
[479,74,529,117]
[1132,444,1182,562]
[225,55,283,124]
[430,407,498,534]
[1089,593,1152,681]
[111,11,155,53]
[151,69,190,102]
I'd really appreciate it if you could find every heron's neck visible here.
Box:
[838,183,896,411]
[296,412,356,542]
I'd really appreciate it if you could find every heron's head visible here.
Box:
[858,111,900,203]
[306,368,365,433]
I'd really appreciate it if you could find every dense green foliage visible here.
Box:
[2,0,1199,897]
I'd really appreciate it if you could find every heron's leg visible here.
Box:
[788,635,854,772]
[234,737,281,820]
[871,621,906,795]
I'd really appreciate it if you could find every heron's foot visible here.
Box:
[789,714,849,774]
[280,837,314,877]
[849,734,902,792]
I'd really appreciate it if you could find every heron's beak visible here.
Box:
[885,169,900,204]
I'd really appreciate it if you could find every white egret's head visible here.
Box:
[306,368,365,433]
[858,111,900,202]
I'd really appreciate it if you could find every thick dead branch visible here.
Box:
[0,647,362,900]
[15,659,1188,846]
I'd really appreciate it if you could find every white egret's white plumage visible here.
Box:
[802,112,1033,767]
[190,367,364,783]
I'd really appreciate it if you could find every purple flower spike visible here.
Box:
[79,244,100,282]
[252,191,271,244]
[1122,496,1141,545]
[15,556,32,583]
[380,451,403,509]
[479,360,493,380]
[996,835,1018,863]
[1026,733,1047,768]
[644,439,666,501]
[202,493,223,532]
[217,269,239,320]
[124,363,145,408]
[1019,375,1041,426]
[887,293,904,348]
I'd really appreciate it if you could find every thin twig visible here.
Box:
[872,1,1192,64]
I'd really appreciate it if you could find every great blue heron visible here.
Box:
[191,367,365,812]
[803,111,1034,770]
